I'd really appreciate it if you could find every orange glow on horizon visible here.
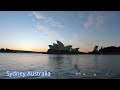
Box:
[17,48,48,52]
[32,48,48,52]
[0,46,92,52]
[80,48,92,53]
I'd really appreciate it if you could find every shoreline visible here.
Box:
[0,52,120,55]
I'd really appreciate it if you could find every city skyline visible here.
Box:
[0,11,120,52]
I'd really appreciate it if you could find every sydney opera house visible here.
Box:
[47,40,80,54]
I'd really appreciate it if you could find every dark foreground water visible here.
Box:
[0,53,120,79]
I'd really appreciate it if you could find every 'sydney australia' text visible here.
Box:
[6,71,51,77]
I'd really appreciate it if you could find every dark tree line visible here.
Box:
[90,45,120,54]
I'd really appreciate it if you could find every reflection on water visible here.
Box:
[0,53,120,79]
[50,55,63,70]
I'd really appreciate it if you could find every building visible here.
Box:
[64,45,72,51]
[57,40,65,51]
[71,48,79,52]
[47,40,79,53]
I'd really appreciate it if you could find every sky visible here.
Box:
[0,11,120,52]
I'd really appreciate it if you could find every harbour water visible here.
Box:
[0,53,120,79]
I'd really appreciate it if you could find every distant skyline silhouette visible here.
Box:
[1,45,120,54]
[0,11,120,52]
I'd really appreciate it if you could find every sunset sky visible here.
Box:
[0,11,120,52]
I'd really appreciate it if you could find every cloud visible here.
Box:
[95,12,105,27]
[32,18,35,22]
[32,11,64,28]
[36,25,64,42]
[84,14,94,30]
[36,25,58,37]
[83,12,106,31]
[32,11,46,20]
[31,11,65,43]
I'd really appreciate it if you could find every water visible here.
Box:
[0,53,120,79]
